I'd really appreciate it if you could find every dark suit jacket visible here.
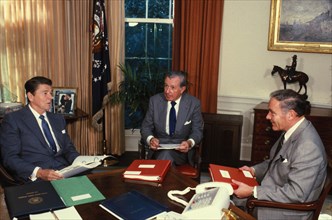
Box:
[0,106,79,182]
[253,119,327,219]
[141,93,203,162]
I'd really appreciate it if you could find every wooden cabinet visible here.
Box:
[201,113,243,170]
[251,102,332,165]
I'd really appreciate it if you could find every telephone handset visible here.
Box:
[166,182,233,219]
[195,181,233,194]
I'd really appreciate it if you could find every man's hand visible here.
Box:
[239,166,255,177]
[232,179,254,198]
[177,140,191,153]
[149,137,160,150]
[37,168,64,181]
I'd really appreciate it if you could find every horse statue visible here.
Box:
[271,65,309,98]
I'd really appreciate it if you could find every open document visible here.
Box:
[158,144,180,150]
[58,155,116,178]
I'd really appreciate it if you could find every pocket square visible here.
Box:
[184,120,191,125]
[62,129,66,134]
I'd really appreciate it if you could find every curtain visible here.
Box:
[172,0,224,113]
[105,0,125,155]
[0,0,125,156]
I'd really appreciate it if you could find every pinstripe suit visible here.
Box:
[0,106,79,182]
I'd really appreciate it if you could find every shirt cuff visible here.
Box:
[188,139,195,148]
[147,135,154,146]
[30,167,40,181]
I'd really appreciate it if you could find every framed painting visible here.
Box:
[52,87,77,115]
[268,0,332,54]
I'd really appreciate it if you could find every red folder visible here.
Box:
[209,164,258,189]
[123,160,171,184]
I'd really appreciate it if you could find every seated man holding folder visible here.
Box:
[141,71,203,166]
[0,76,80,183]
[232,89,327,219]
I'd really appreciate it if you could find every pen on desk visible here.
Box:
[51,210,59,220]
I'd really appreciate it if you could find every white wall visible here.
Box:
[219,0,332,106]
[217,0,332,161]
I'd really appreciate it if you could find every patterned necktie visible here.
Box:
[39,115,57,154]
[169,101,177,136]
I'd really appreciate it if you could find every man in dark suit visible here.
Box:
[232,89,327,219]
[141,71,203,166]
[0,76,79,182]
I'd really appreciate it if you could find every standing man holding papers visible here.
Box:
[141,71,203,166]
[232,89,327,219]
[0,76,80,183]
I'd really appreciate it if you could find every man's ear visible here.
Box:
[180,86,186,94]
[27,92,33,103]
[287,109,297,120]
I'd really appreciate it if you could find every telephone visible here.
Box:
[165,182,233,219]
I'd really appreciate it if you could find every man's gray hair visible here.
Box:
[270,89,309,116]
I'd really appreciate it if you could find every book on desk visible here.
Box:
[99,190,168,220]
[123,159,171,186]
[4,181,66,219]
[51,175,105,206]
[209,164,259,190]
[4,175,105,219]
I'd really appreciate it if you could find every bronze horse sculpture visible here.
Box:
[271,65,309,97]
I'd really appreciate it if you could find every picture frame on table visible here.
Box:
[52,87,77,115]
[268,0,331,54]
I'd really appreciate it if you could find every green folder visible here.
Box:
[51,175,105,207]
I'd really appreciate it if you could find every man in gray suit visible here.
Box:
[141,71,203,166]
[0,76,79,183]
[233,89,327,219]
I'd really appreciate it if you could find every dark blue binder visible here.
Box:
[4,181,66,219]
[99,190,168,220]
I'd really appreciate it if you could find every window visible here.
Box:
[125,0,173,74]
[123,0,174,129]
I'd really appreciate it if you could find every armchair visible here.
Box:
[0,162,23,187]
[138,139,202,182]
[246,165,332,220]
[0,150,23,187]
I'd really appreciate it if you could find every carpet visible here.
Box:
[320,195,332,219]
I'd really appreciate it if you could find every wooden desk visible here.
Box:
[0,168,255,220]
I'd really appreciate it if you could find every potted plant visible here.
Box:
[109,62,165,130]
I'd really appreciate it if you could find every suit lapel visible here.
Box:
[22,107,52,152]
[280,119,309,154]
[46,112,65,154]
[159,95,168,132]
[176,93,189,132]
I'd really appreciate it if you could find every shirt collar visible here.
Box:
[284,117,305,142]
[169,96,182,105]
[28,104,46,120]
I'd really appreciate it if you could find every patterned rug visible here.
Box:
[320,195,332,219]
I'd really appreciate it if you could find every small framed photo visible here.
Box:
[52,87,77,115]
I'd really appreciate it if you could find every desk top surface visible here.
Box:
[0,168,255,220]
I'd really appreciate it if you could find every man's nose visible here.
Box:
[266,113,271,119]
